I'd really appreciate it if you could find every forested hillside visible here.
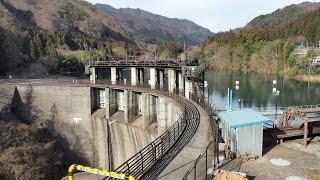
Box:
[0,0,137,77]
[247,2,320,28]
[194,2,320,76]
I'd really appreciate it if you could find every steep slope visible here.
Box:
[95,4,213,43]
[0,0,135,75]
[0,0,130,41]
[246,2,320,28]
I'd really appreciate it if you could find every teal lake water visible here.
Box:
[206,70,320,110]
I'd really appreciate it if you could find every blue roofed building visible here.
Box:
[219,109,272,157]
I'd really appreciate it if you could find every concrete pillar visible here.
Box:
[118,68,123,81]
[150,95,157,122]
[141,93,150,129]
[124,89,129,123]
[105,88,110,118]
[185,79,190,99]
[149,68,157,89]
[168,69,176,93]
[304,117,309,146]
[178,72,184,95]
[139,68,144,84]
[189,81,193,94]
[131,67,138,86]
[90,67,96,83]
[105,88,117,118]
[159,70,164,89]
[111,67,116,85]
[157,97,168,135]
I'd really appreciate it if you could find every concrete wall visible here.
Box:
[0,83,184,173]
[105,88,117,118]
[141,93,157,129]
[128,91,139,123]
[156,97,183,135]
[0,85,15,119]
[110,120,152,169]
[0,84,94,166]
[91,109,109,169]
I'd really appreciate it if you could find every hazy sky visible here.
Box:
[86,0,320,32]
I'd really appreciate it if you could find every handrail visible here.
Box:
[215,104,320,113]
[254,104,320,112]
[87,59,199,68]
[183,141,214,180]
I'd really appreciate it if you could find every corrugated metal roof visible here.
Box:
[218,109,272,128]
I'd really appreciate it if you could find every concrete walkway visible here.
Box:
[158,101,213,179]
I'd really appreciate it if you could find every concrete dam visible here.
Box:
[0,60,213,179]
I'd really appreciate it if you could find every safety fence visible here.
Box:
[88,59,199,68]
[182,141,214,180]
[254,104,320,113]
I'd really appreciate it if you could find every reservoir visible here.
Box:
[206,70,320,110]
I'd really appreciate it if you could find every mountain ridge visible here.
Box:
[95,3,213,43]
[246,1,320,28]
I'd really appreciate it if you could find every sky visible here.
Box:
[86,0,320,32]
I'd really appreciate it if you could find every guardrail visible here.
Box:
[88,60,199,68]
[254,104,320,113]
[214,104,320,114]
[182,141,214,180]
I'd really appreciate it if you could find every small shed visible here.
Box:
[219,109,272,157]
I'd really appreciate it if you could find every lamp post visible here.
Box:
[204,81,209,104]
[272,90,280,120]
[235,81,241,109]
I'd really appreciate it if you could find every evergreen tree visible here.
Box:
[29,39,37,59]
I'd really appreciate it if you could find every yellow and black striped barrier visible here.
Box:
[68,164,135,180]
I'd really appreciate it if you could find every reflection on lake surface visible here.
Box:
[206,70,320,109]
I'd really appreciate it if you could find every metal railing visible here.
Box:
[88,60,199,68]
[182,141,214,180]
[184,78,219,180]
[254,104,320,113]
[141,99,200,179]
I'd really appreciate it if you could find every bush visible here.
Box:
[0,143,63,180]
[0,121,64,180]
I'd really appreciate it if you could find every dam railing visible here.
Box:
[88,59,199,68]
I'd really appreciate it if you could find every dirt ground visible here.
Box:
[219,138,320,180]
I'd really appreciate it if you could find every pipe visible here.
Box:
[68,164,76,180]
[230,90,233,110]
[67,164,135,180]
[227,88,230,110]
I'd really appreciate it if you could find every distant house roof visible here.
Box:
[218,109,272,128]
